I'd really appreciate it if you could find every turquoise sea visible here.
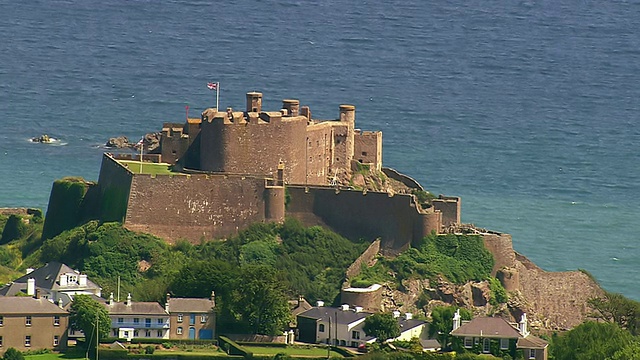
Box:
[1,1,639,299]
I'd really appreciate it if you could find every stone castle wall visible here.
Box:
[123,173,283,243]
[344,239,381,281]
[287,186,441,251]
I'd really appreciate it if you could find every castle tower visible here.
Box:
[246,92,263,112]
[282,99,300,117]
[340,104,356,164]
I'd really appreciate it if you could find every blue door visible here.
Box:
[188,327,196,339]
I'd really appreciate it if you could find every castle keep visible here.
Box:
[96,92,460,248]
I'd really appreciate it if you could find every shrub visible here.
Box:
[145,345,155,354]
[2,348,25,360]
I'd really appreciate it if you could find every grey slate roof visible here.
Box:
[450,317,522,339]
[106,302,167,315]
[168,298,214,313]
[419,339,442,350]
[298,306,371,325]
[0,296,67,315]
[7,262,101,292]
[0,282,52,297]
[398,318,426,332]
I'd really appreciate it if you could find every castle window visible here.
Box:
[362,151,367,156]
[309,157,313,163]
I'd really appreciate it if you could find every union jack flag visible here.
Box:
[207,82,217,90]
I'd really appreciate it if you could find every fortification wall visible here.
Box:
[340,285,383,312]
[305,123,333,185]
[432,196,461,228]
[381,168,424,190]
[515,252,603,330]
[97,154,134,223]
[481,232,516,276]
[354,131,382,171]
[345,239,381,281]
[124,174,282,243]
[199,115,308,184]
[286,186,440,251]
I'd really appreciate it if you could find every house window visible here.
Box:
[177,327,183,335]
[483,338,490,353]
[145,318,152,327]
[118,318,124,323]
[0,316,3,326]
[177,314,183,323]
[201,315,206,323]
[157,330,162,337]
[157,318,163,324]
[134,330,139,337]
[190,314,196,325]
[146,330,151,337]
[500,338,509,350]
[319,324,325,333]
[350,341,358,348]
[25,336,31,347]
[54,335,59,346]
[529,349,536,359]
[54,316,60,326]
[352,331,360,340]
[464,337,473,348]
[134,318,140,324]
[113,329,117,336]
[0,336,3,347]
[26,316,32,326]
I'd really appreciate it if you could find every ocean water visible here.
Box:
[1,0,639,299]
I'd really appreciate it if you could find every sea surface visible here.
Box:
[1,0,639,299]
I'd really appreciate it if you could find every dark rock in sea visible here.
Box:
[106,136,130,149]
[31,134,51,143]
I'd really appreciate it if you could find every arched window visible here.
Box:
[319,324,325,332]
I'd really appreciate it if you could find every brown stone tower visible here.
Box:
[246,92,262,112]
[340,104,356,164]
[282,99,300,117]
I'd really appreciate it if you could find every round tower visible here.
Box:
[282,99,300,117]
[246,92,263,112]
[340,104,356,164]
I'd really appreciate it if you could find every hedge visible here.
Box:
[218,336,251,357]
[100,338,218,346]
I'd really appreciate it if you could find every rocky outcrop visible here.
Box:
[106,133,161,153]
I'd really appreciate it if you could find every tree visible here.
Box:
[552,321,633,360]
[363,313,401,344]
[69,294,110,348]
[429,306,472,350]
[2,348,24,360]
[588,291,640,335]
[227,265,291,335]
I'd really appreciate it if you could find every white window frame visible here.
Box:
[145,330,151,337]
[352,331,360,340]
[201,315,206,323]
[500,338,509,350]
[177,327,183,335]
[0,316,3,326]
[464,337,473,348]
[482,338,490,353]
[25,335,31,347]
[157,329,162,337]
[529,349,536,359]
[54,316,60,326]
[177,314,183,323]
[54,335,59,346]
[25,316,32,326]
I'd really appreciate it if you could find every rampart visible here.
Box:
[124,172,284,243]
[286,186,441,251]
[381,167,424,191]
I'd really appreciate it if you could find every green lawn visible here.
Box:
[241,345,343,357]
[117,161,184,176]
[25,348,86,360]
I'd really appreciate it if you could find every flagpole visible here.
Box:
[216,82,220,110]
[139,138,143,174]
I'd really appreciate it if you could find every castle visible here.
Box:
[95,92,460,249]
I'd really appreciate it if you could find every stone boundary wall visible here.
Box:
[286,186,440,251]
[124,173,280,243]
[381,167,424,190]
[0,208,30,216]
[344,239,381,282]
[481,232,517,275]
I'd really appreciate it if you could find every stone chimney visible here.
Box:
[316,300,324,307]
[165,293,171,312]
[35,288,41,300]
[59,274,68,287]
[392,310,401,318]
[79,274,87,286]
[27,278,35,296]
[452,309,461,331]
[26,268,34,275]
[210,291,216,308]
[126,293,132,306]
[355,306,363,313]
[58,299,64,309]
[109,292,114,306]
[340,304,349,311]
[519,313,529,337]
[405,313,413,320]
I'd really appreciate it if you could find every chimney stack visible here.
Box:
[26,268,34,275]
[59,274,68,287]
[165,293,171,312]
[79,274,87,286]
[27,278,35,296]
[109,292,114,306]
[126,293,132,306]
[316,300,324,307]
[452,309,461,331]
